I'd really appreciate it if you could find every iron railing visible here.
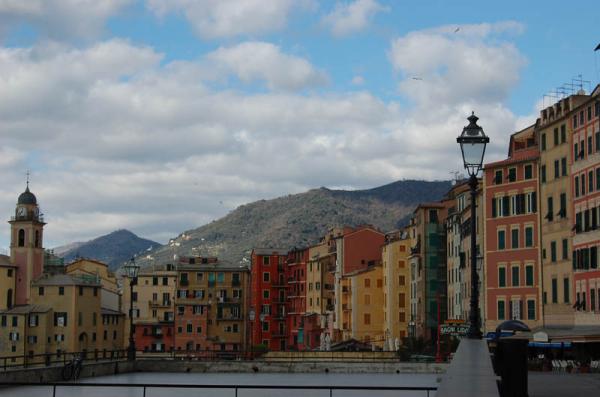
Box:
[0,349,127,372]
[0,381,438,397]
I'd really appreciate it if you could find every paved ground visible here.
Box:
[529,372,600,396]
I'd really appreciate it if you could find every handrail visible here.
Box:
[0,349,127,372]
[0,381,438,397]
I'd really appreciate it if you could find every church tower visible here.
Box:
[9,182,45,305]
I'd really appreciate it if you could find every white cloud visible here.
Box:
[0,0,132,40]
[351,75,365,85]
[207,41,328,91]
[146,0,311,39]
[322,0,388,37]
[0,22,530,250]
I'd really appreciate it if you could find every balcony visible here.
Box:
[216,314,243,321]
[327,264,336,273]
[150,300,171,307]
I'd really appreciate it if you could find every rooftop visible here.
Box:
[33,273,101,287]
[1,304,51,314]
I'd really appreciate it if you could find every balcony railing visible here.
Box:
[216,314,243,321]
[150,300,172,307]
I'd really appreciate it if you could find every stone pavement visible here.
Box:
[529,372,600,396]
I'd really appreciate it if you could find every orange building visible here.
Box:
[286,248,308,350]
[483,125,542,332]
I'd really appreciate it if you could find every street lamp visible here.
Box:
[457,112,489,339]
[249,308,255,359]
[124,257,140,360]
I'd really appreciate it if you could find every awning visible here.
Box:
[528,342,572,349]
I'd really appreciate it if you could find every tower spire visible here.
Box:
[26,169,30,191]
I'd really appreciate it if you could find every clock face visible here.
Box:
[17,207,26,217]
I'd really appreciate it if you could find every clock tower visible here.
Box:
[9,183,45,305]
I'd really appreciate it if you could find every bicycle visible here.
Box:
[62,354,83,381]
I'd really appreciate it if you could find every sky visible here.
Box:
[1,0,599,250]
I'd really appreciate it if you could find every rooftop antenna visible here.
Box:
[572,74,591,93]
[26,169,30,190]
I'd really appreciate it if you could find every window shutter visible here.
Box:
[532,192,537,213]
[492,198,497,218]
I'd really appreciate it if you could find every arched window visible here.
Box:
[35,230,40,248]
[6,289,13,309]
[18,229,25,247]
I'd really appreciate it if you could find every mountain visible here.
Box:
[56,230,159,270]
[52,241,85,257]
[138,179,452,267]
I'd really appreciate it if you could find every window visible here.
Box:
[541,133,546,151]
[562,239,569,260]
[262,256,270,265]
[498,230,506,250]
[575,142,579,161]
[527,300,535,320]
[262,321,269,331]
[508,168,516,182]
[596,131,600,152]
[554,160,560,179]
[546,197,553,222]
[494,170,503,184]
[575,176,580,198]
[38,287,44,296]
[54,312,67,327]
[591,289,596,312]
[561,125,566,143]
[582,174,586,195]
[511,228,519,249]
[217,273,224,283]
[561,157,567,176]
[263,272,270,282]
[29,315,38,327]
[589,136,593,156]
[497,300,505,320]
[364,278,370,288]
[162,277,168,286]
[511,266,519,287]
[152,277,158,286]
[596,169,600,191]
[590,171,595,193]
[559,193,567,218]
[364,313,371,325]
[550,241,557,262]
[525,226,533,247]
[541,164,546,183]
[525,265,534,286]
[525,192,536,213]
[79,286,84,296]
[553,128,559,145]
[524,164,533,180]
[263,290,270,299]
[186,323,192,333]
[499,267,506,287]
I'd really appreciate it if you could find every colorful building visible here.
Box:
[537,93,589,327]
[381,229,411,346]
[347,263,384,346]
[250,248,288,351]
[286,248,308,350]
[173,256,249,352]
[408,203,447,340]
[571,86,600,326]
[483,125,542,332]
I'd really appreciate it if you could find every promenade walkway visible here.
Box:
[529,373,600,396]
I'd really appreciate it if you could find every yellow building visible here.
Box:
[0,304,52,365]
[173,256,249,352]
[537,94,588,327]
[347,264,384,347]
[381,229,411,347]
[122,263,177,352]
[66,259,120,312]
[0,255,16,311]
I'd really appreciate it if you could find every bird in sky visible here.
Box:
[454,27,460,33]
[412,77,423,81]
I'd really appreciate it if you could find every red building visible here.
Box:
[136,322,175,353]
[250,248,288,351]
[286,248,308,350]
[571,89,600,323]
[483,125,543,332]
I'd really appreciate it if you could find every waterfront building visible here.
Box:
[173,256,249,352]
[571,86,600,326]
[408,204,447,341]
[0,255,16,311]
[250,249,288,350]
[381,229,411,346]
[537,93,589,327]
[304,237,336,350]
[345,263,384,347]
[483,125,542,332]
[286,247,308,350]
[330,226,385,342]
[444,180,484,328]
[123,263,177,353]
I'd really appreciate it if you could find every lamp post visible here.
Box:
[124,257,140,360]
[249,308,255,359]
[457,112,489,339]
